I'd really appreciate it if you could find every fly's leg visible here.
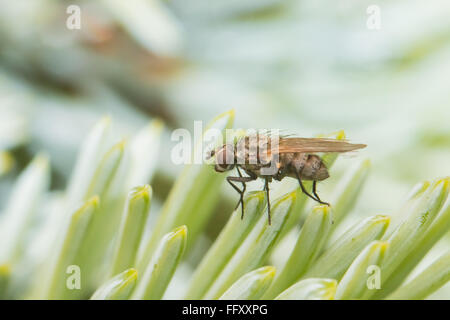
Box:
[312,180,330,206]
[226,177,245,216]
[292,158,321,203]
[237,168,258,218]
[264,178,271,225]
[295,170,328,205]
[236,167,246,218]
[226,170,255,219]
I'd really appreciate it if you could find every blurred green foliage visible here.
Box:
[0,0,449,300]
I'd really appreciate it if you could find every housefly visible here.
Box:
[208,134,366,224]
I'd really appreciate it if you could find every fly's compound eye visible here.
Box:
[214,145,235,172]
[205,148,215,160]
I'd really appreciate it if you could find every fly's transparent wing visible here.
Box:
[273,137,366,154]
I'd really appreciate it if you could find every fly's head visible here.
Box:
[207,144,235,173]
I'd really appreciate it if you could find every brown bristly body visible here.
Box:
[210,134,366,224]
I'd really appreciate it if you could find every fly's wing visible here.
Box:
[272,137,366,154]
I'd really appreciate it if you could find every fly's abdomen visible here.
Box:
[285,153,329,181]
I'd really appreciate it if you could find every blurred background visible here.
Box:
[0,0,449,297]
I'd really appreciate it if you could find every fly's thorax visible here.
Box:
[235,134,273,166]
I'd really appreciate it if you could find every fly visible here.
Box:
[208,134,366,224]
